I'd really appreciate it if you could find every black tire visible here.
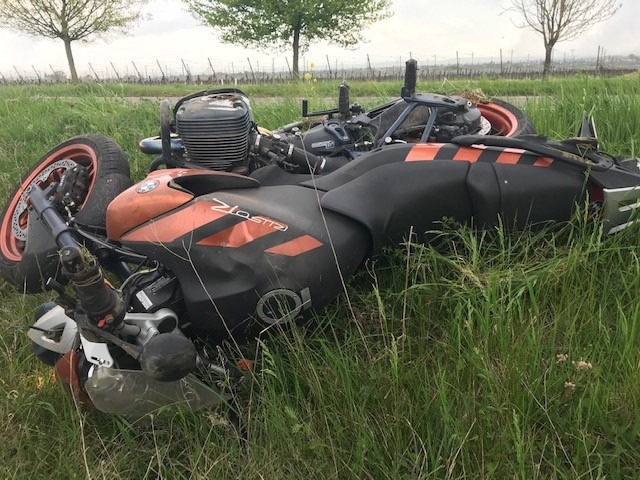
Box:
[479,98,536,136]
[0,134,133,292]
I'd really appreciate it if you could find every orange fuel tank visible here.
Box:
[106,169,260,241]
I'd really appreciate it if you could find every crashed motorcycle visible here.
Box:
[138,59,535,175]
[2,62,640,416]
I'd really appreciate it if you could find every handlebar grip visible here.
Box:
[301,99,308,117]
[338,83,350,118]
[251,132,326,173]
[28,186,79,252]
[402,59,418,98]
[289,147,325,174]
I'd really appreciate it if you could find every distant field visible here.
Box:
[1,76,640,478]
[0,71,639,98]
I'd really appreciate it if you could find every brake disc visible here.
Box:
[12,159,77,241]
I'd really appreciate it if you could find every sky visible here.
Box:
[0,0,638,80]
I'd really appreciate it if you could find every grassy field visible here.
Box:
[0,72,639,99]
[1,75,640,478]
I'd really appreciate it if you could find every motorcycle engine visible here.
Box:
[175,91,254,171]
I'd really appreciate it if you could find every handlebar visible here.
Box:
[28,185,80,254]
[250,132,326,174]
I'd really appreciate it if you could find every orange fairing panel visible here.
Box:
[265,235,323,256]
[106,169,256,241]
[107,170,194,241]
[107,168,260,241]
[120,201,227,243]
[197,219,277,248]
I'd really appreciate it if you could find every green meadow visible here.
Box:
[1,74,640,478]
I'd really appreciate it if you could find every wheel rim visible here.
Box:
[0,144,98,262]
[477,103,519,136]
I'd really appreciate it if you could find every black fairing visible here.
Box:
[321,161,473,251]
[121,141,589,340]
[489,163,584,228]
[121,186,370,340]
[318,147,586,251]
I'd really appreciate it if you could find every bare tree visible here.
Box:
[509,0,621,77]
[0,0,148,82]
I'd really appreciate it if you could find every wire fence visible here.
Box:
[2,53,639,85]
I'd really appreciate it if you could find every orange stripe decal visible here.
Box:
[495,152,520,164]
[452,145,486,162]
[197,219,276,247]
[265,235,323,256]
[406,143,555,169]
[122,201,225,243]
[405,144,444,162]
[533,156,554,167]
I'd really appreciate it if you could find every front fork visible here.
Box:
[27,184,231,412]
[28,183,125,326]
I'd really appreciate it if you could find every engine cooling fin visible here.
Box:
[176,92,253,171]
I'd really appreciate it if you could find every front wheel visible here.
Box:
[0,135,133,292]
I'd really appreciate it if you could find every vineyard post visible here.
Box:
[31,65,41,83]
[156,60,166,83]
[88,63,100,81]
[132,61,143,81]
[110,62,121,81]
[285,57,291,78]
[12,66,23,82]
[181,59,192,83]
[247,57,256,83]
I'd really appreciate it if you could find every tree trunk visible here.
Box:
[543,43,553,79]
[63,37,78,82]
[292,26,300,80]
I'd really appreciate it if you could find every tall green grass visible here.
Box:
[1,77,640,478]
